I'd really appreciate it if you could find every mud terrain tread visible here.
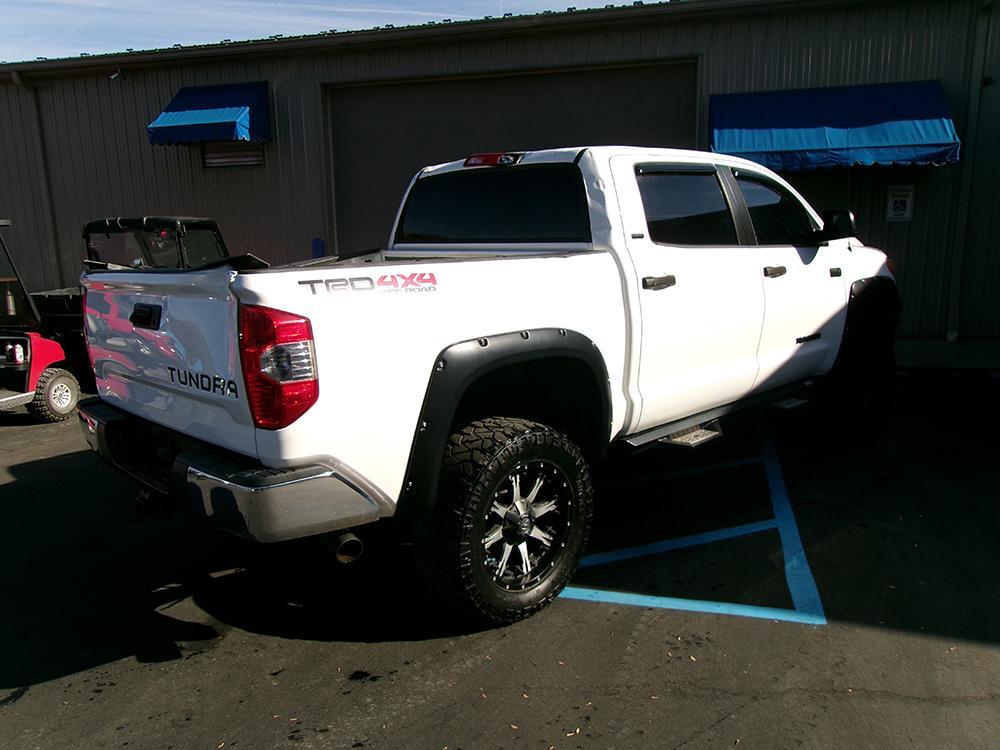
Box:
[418,417,592,625]
[27,367,80,423]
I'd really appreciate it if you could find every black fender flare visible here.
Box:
[834,275,901,366]
[393,328,612,521]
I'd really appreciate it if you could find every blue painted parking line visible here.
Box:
[760,436,826,621]
[560,587,828,625]
[577,518,780,569]
[562,435,827,626]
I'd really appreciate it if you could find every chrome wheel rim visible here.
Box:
[51,382,73,410]
[480,459,573,592]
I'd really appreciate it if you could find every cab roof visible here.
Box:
[418,145,775,178]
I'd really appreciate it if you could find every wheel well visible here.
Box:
[843,276,901,352]
[395,328,611,522]
[451,356,609,461]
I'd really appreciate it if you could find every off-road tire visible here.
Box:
[416,417,593,625]
[27,367,80,422]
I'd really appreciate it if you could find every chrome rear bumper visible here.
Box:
[78,397,383,542]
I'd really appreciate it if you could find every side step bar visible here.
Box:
[772,397,810,411]
[624,380,814,448]
[658,419,722,448]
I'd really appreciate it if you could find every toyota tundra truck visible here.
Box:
[77,146,899,624]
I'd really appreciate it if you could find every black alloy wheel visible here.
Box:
[417,417,593,625]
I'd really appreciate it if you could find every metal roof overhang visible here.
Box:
[709,80,961,171]
[147,81,270,145]
[0,1,909,77]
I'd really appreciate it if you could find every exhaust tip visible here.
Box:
[334,531,364,564]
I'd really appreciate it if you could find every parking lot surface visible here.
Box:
[1,371,998,749]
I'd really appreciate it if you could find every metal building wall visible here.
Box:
[0,0,990,337]
[687,0,979,338]
[24,58,329,286]
[960,2,1000,339]
[0,83,61,290]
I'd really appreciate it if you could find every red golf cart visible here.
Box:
[0,219,86,421]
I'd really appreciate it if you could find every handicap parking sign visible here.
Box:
[887,186,914,222]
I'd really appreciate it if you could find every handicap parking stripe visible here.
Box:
[577,518,780,569]
[760,436,826,622]
[560,587,828,625]
[562,434,827,626]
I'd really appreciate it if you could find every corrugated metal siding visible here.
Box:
[0,0,993,338]
[28,59,329,273]
[327,62,697,253]
[960,3,1000,339]
[0,84,60,290]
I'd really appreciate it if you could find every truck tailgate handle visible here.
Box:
[763,265,787,278]
[642,274,677,291]
[129,303,162,330]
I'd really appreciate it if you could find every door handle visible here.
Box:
[642,274,676,291]
[129,303,162,330]
[763,265,787,278]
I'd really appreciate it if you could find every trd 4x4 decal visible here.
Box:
[298,273,437,295]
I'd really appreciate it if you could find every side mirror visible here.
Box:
[821,209,857,241]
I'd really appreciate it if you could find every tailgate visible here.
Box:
[83,266,257,458]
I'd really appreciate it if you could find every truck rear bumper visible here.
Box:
[78,397,383,543]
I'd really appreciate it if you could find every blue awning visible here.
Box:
[148,82,271,145]
[710,80,960,171]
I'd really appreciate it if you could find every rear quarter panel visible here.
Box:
[233,252,628,505]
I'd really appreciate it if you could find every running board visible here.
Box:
[772,397,810,410]
[623,380,815,448]
[658,420,722,447]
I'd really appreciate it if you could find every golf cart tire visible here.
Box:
[28,367,80,422]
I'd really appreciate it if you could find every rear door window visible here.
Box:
[635,169,738,246]
[396,164,591,244]
[733,172,817,245]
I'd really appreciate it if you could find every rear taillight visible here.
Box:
[238,304,318,430]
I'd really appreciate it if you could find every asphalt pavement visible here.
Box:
[1,371,998,749]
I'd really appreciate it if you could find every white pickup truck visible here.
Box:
[78,146,899,624]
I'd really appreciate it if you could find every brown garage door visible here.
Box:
[327,61,697,255]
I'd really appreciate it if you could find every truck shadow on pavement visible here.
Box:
[0,449,464,690]
[1,370,997,689]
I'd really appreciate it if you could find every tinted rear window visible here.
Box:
[396,165,591,244]
[636,170,738,246]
